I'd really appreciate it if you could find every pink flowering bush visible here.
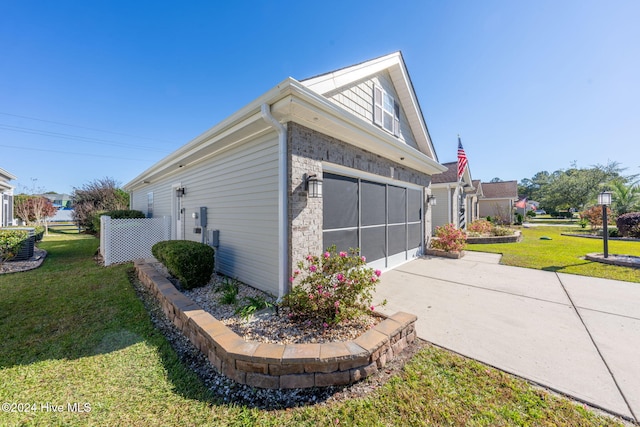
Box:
[431,223,467,253]
[282,246,381,326]
[467,219,493,234]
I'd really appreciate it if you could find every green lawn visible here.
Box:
[0,234,626,426]
[467,226,640,283]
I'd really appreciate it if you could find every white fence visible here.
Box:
[100,216,171,266]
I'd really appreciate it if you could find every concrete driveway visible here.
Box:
[375,252,640,423]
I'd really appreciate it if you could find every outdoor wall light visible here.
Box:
[598,191,612,258]
[304,173,323,198]
[176,187,186,197]
[427,195,437,206]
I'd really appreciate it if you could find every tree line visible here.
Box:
[517,161,640,217]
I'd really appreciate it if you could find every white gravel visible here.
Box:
[131,266,424,409]
[152,263,382,344]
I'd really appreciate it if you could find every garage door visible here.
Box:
[322,172,423,271]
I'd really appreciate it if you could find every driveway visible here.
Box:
[375,252,640,423]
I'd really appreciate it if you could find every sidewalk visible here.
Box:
[374,252,640,422]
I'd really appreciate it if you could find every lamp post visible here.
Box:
[598,191,612,259]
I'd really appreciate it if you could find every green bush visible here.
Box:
[217,277,239,305]
[515,213,523,225]
[152,240,215,290]
[91,209,146,235]
[0,229,28,265]
[34,225,45,242]
[491,226,514,236]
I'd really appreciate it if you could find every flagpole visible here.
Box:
[457,135,468,229]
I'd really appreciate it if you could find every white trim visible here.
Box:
[322,166,425,272]
[124,76,446,193]
[171,182,182,240]
[260,104,288,299]
[322,162,423,191]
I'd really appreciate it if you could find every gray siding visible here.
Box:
[323,71,419,150]
[131,133,281,296]
[431,187,451,234]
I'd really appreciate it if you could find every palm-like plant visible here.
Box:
[610,179,640,216]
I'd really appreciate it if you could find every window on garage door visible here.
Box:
[323,172,423,270]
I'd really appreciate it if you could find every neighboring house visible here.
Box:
[430,161,480,233]
[124,52,447,298]
[478,180,519,224]
[471,180,484,222]
[41,193,73,209]
[0,167,17,227]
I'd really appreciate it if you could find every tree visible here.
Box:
[518,171,551,202]
[490,177,503,183]
[532,162,624,213]
[31,196,58,235]
[580,205,611,230]
[609,179,640,216]
[13,195,58,232]
[72,177,129,232]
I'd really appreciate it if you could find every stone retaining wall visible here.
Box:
[134,259,418,389]
[466,231,522,244]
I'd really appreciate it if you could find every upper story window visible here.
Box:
[373,85,400,136]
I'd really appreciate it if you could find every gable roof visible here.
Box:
[301,51,439,162]
[473,180,483,197]
[431,161,458,184]
[125,54,446,191]
[430,161,474,190]
[481,181,518,199]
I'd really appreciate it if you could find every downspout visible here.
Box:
[260,103,288,299]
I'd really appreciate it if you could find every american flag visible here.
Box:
[457,137,468,180]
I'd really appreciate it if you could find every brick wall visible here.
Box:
[287,122,433,284]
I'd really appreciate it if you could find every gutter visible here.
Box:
[260,103,288,299]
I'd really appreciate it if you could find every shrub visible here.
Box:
[281,246,380,326]
[0,229,28,266]
[91,209,146,235]
[580,206,611,230]
[72,177,129,232]
[217,277,239,305]
[608,227,619,238]
[515,213,523,225]
[34,225,45,242]
[616,212,640,238]
[235,296,274,320]
[431,223,467,253]
[468,219,493,234]
[151,240,215,289]
[491,226,514,236]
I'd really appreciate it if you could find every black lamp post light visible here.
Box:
[598,191,612,259]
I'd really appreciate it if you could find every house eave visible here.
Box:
[272,81,446,176]
[125,77,446,192]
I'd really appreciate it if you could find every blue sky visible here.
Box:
[1,1,639,194]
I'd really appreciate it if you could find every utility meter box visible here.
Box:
[208,229,219,247]
[199,207,207,228]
